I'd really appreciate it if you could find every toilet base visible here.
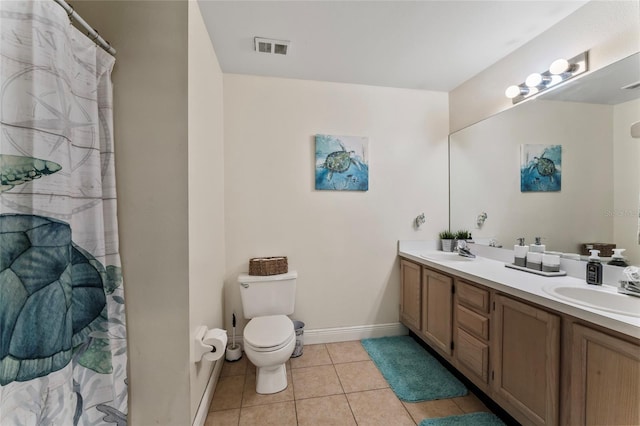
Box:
[256,363,287,394]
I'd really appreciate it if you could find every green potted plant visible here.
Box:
[455,230,472,241]
[439,230,456,252]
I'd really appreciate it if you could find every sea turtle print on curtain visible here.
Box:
[0,1,127,424]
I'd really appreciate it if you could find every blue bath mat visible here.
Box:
[419,412,505,426]
[361,335,467,402]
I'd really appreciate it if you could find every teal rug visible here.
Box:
[419,412,505,426]
[361,335,467,402]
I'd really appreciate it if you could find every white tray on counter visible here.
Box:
[505,263,567,277]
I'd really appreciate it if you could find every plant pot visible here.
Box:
[441,239,455,252]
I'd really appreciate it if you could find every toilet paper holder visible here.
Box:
[193,325,227,363]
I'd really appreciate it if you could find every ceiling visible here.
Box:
[198,1,588,92]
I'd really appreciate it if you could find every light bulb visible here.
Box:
[525,73,543,87]
[549,75,563,85]
[505,85,526,99]
[549,58,570,75]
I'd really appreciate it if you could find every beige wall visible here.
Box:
[223,75,449,333]
[450,0,640,131]
[188,2,225,422]
[613,99,640,264]
[73,1,191,424]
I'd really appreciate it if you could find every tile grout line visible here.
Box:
[337,361,360,426]
[342,341,373,425]
[290,359,299,425]
[402,398,418,425]
[237,369,247,425]
[362,340,417,425]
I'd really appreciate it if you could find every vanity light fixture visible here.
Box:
[525,73,551,88]
[549,58,578,75]
[505,51,589,104]
[505,84,529,99]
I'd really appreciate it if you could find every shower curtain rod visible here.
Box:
[53,0,116,55]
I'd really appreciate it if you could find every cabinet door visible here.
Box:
[422,267,453,355]
[400,260,421,330]
[493,295,560,426]
[569,324,640,425]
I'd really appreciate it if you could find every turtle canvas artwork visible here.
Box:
[520,144,562,192]
[315,134,369,191]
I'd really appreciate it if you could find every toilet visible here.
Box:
[238,271,297,394]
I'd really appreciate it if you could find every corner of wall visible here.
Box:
[188,1,226,422]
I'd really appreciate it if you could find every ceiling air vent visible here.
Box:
[254,37,290,55]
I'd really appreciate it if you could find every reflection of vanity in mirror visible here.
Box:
[450,52,640,265]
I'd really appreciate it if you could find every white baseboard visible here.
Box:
[304,322,408,344]
[229,322,407,349]
[192,357,225,426]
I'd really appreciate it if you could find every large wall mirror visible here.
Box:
[450,52,640,265]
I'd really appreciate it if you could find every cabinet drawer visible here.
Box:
[457,280,489,313]
[424,267,450,284]
[457,304,489,340]
[456,328,489,383]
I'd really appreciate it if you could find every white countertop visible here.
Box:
[398,240,640,339]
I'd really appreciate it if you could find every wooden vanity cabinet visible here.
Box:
[399,256,638,426]
[400,259,421,331]
[566,323,640,425]
[492,294,560,426]
[453,279,491,388]
[421,267,453,356]
[399,259,453,357]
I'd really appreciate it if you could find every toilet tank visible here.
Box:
[238,271,297,318]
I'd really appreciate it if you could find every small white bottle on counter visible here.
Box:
[530,236,546,253]
[526,252,543,271]
[514,237,529,267]
[542,254,561,273]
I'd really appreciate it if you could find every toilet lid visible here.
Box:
[244,315,294,349]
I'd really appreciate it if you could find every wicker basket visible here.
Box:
[248,256,288,276]
[580,243,616,257]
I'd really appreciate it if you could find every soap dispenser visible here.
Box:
[586,249,603,285]
[607,249,629,267]
[530,237,546,253]
[514,238,528,267]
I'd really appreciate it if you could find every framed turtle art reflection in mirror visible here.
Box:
[315,134,369,191]
[520,144,562,192]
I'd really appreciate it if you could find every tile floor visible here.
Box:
[204,340,493,425]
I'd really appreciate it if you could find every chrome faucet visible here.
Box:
[618,281,640,298]
[618,266,640,298]
[456,240,476,258]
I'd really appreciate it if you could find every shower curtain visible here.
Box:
[0,1,128,424]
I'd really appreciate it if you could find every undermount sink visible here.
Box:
[542,285,640,318]
[419,251,475,262]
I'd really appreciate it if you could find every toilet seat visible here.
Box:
[244,315,294,352]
